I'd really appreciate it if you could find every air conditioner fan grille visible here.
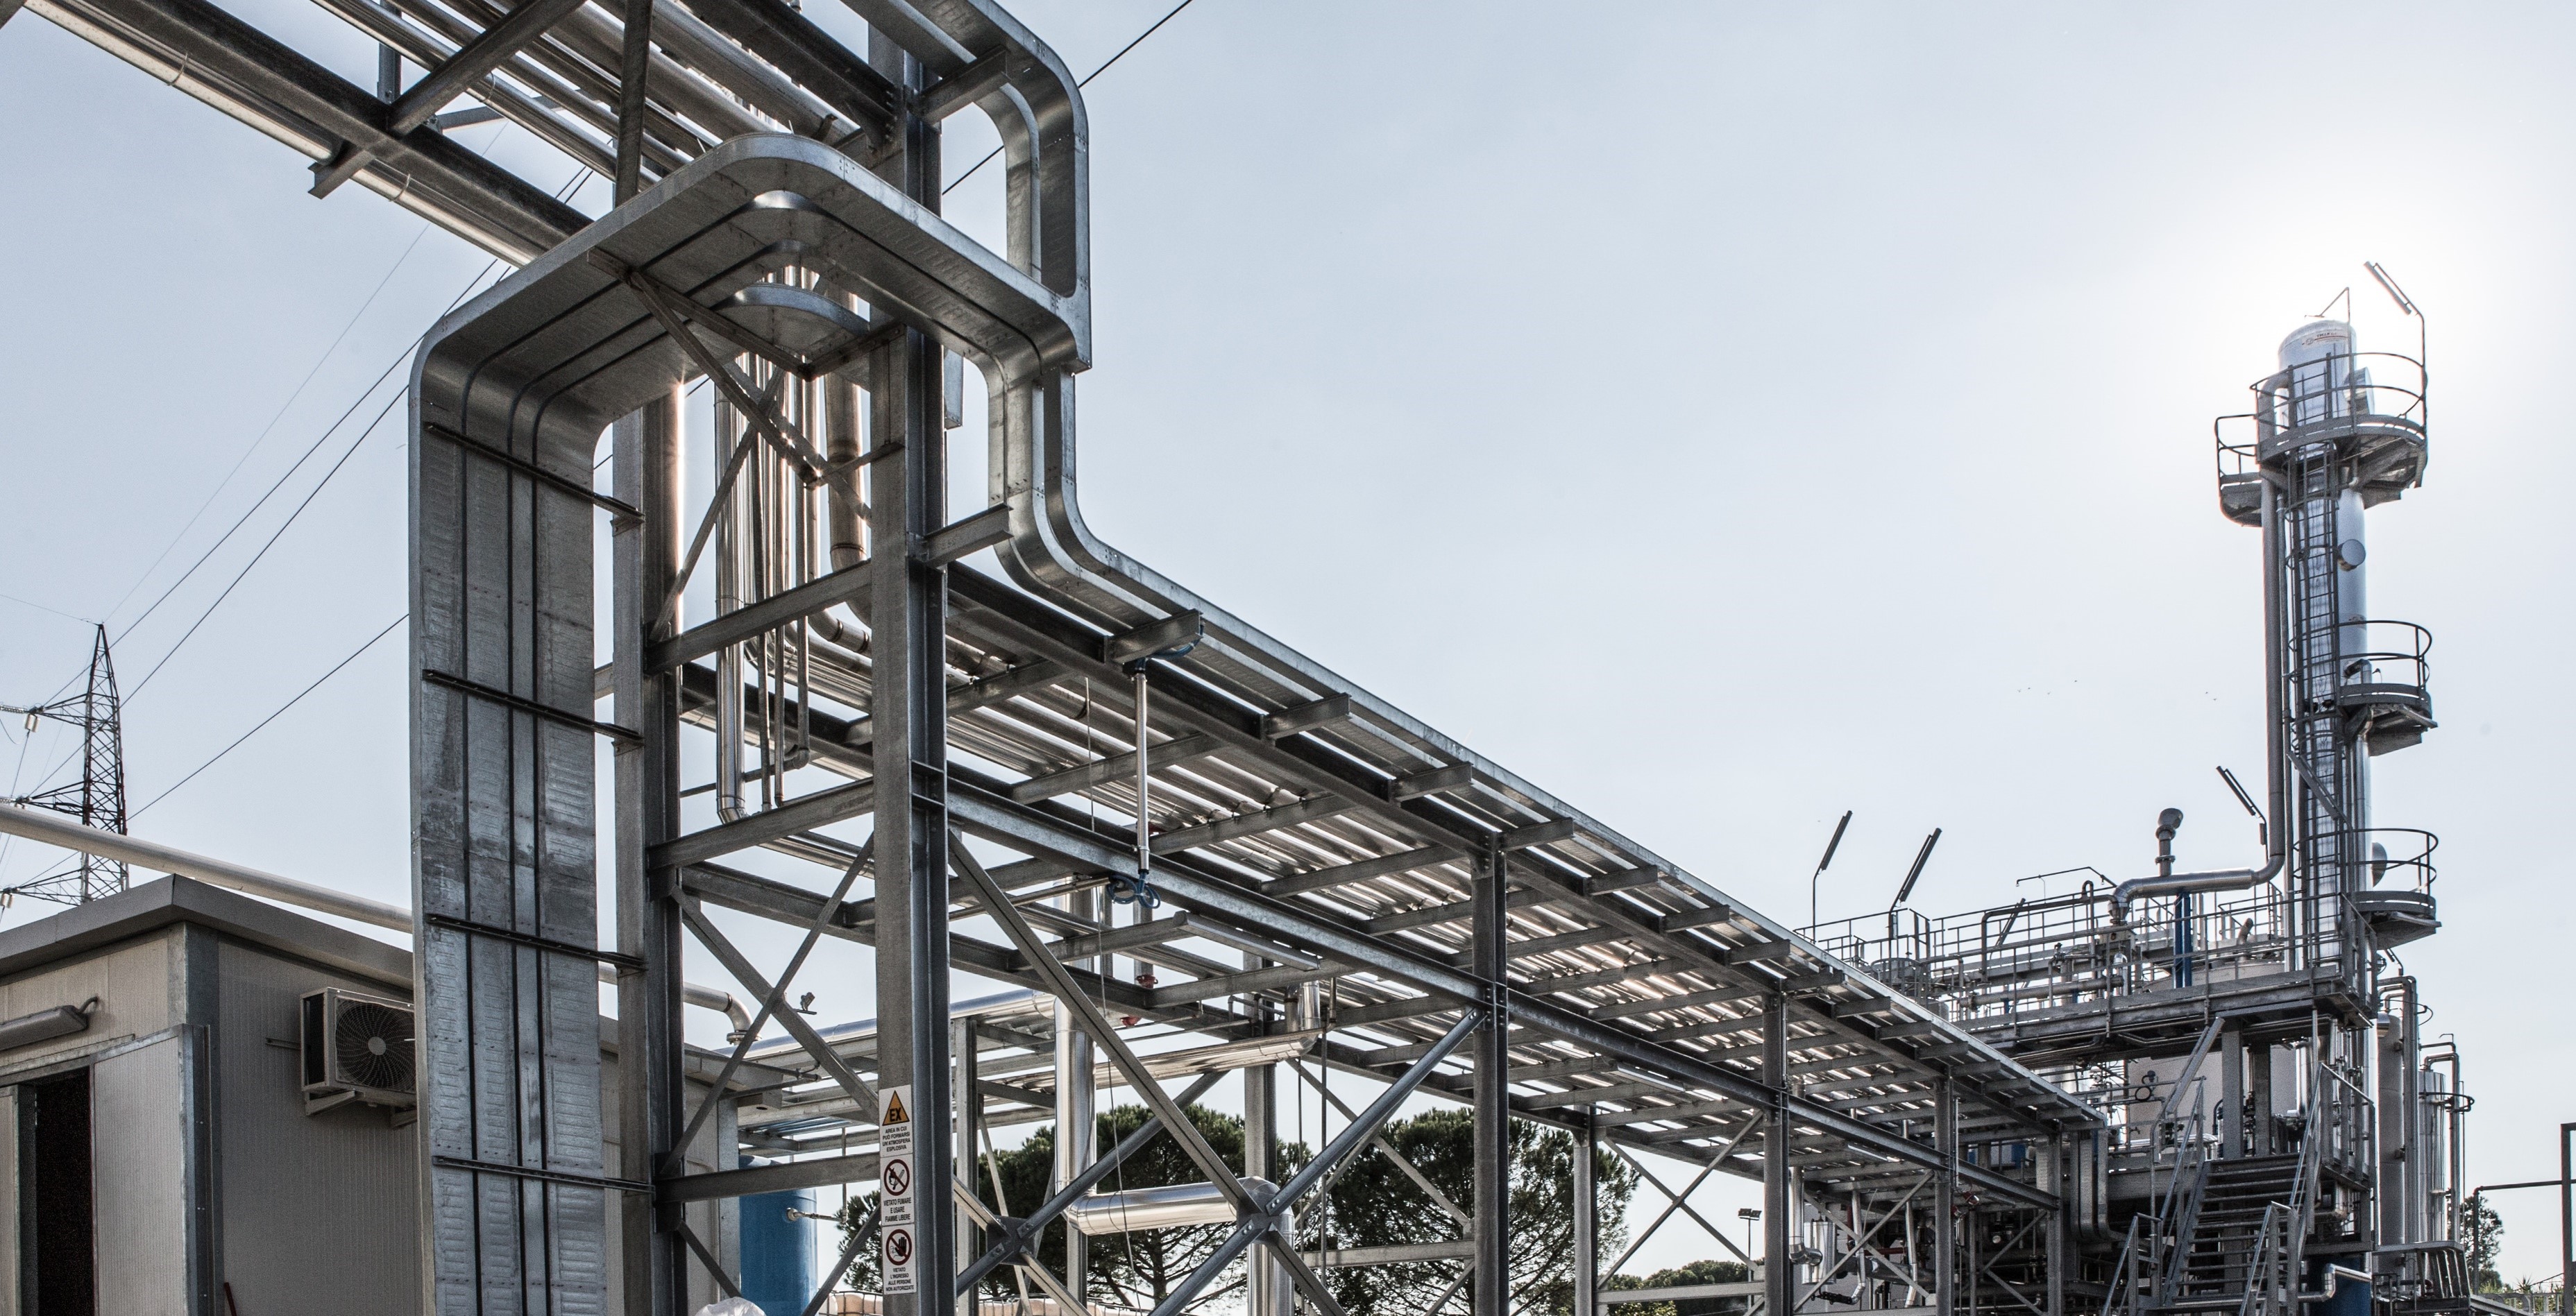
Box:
[333,1000,414,1093]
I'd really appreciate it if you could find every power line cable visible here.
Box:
[0,593,97,627]
[132,613,405,817]
[101,223,440,626]
[3,164,589,823]
[943,0,1201,195]
[104,166,582,652]
[126,383,409,701]
[115,356,414,647]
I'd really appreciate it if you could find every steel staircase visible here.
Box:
[2155,1154,2307,1313]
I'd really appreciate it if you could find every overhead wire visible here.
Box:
[101,221,441,627]
[942,0,1201,195]
[1,164,591,842]
[124,384,409,701]
[112,352,414,650]
[0,593,96,627]
[103,162,580,656]
[132,613,405,817]
[109,166,592,702]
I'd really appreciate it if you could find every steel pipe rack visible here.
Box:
[3,0,2104,1312]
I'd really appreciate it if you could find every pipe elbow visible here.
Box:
[684,982,755,1038]
[2108,854,2285,921]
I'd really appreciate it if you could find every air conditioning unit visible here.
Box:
[300,987,416,1116]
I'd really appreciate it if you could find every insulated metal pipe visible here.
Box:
[0,801,752,1030]
[2112,479,2291,921]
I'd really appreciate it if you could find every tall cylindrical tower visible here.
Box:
[2217,314,2446,1256]
[2216,317,2437,980]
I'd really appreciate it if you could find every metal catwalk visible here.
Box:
[12,0,2098,1313]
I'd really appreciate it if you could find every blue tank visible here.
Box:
[739,1156,819,1316]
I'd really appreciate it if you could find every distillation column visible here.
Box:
[2220,310,2435,1256]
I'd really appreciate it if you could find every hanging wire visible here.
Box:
[103,221,441,627]
[0,165,591,891]
[126,385,407,701]
[131,613,405,816]
[942,0,1203,195]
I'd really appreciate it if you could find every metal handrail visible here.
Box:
[2104,1214,2149,1316]
[2334,619,2436,695]
[2282,1088,2328,1311]
[2239,1202,2288,1316]
[2155,1086,2216,1304]
[2257,349,2430,427]
[2331,826,2440,893]
[2213,348,2430,482]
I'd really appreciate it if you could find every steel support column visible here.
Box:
[1246,964,1285,1316]
[1054,888,1096,1308]
[954,1016,981,1316]
[1473,837,1512,1316]
[2045,1131,2067,1316]
[870,320,954,1313]
[2561,1122,2575,1316]
[1575,1106,1600,1316]
[615,391,690,1315]
[1935,1077,1958,1316]
[610,0,651,200]
[867,49,954,1309]
[1765,991,1793,1316]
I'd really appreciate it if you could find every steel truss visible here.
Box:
[5,0,2099,1309]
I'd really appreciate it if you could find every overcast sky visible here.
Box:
[2,0,2572,1286]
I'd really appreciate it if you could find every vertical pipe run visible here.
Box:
[2221,1031,2246,1159]
[2378,985,2413,1247]
[1472,835,1511,1316]
[613,390,689,1316]
[1765,993,1793,1316]
[1935,1078,1958,1316]
[713,398,746,823]
[1133,665,1152,874]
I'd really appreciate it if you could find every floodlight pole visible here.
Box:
[1811,810,1852,932]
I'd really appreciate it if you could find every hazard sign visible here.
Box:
[880,1085,916,1293]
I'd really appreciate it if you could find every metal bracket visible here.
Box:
[421,669,641,743]
[920,504,1012,567]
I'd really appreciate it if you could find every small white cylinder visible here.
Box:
[2278,319,2358,427]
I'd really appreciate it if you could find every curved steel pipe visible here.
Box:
[2112,475,2291,920]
